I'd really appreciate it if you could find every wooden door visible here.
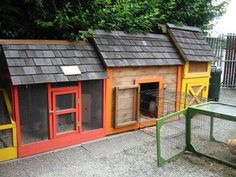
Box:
[184,79,208,107]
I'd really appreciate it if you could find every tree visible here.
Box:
[0,0,228,40]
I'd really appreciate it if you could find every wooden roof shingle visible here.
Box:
[93,30,183,67]
[1,42,107,85]
[167,23,215,62]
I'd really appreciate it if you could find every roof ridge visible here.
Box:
[167,23,202,32]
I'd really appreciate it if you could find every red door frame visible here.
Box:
[13,80,106,158]
[52,89,79,138]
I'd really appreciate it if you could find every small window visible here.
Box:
[18,84,49,145]
[114,85,139,128]
[82,80,103,131]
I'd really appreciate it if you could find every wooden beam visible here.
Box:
[0,39,88,45]
[175,66,183,111]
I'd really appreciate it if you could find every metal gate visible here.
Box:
[205,34,236,88]
[222,34,236,87]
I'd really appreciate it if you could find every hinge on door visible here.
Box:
[77,98,80,104]
[49,110,54,114]
[77,121,81,127]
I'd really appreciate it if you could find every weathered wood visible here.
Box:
[112,66,178,127]
[188,62,208,73]
[0,39,87,45]
[114,85,139,128]
[115,121,137,128]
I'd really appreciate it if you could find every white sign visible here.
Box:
[61,66,81,75]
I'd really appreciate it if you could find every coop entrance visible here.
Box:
[140,82,159,120]
[135,78,163,125]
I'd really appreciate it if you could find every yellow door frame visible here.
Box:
[0,89,17,162]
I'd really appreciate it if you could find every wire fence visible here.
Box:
[138,88,207,136]
[191,114,236,165]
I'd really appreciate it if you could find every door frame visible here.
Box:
[51,89,80,138]
[0,89,17,162]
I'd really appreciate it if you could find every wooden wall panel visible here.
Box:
[110,66,178,129]
[189,62,208,73]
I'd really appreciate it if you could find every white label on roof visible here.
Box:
[142,41,147,46]
[61,66,81,75]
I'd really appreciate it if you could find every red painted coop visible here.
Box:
[0,40,107,158]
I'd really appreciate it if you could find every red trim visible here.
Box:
[13,86,21,147]
[48,83,53,139]
[18,129,105,157]
[78,82,82,133]
[50,86,78,92]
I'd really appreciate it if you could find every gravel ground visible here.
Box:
[0,88,235,177]
[1,131,235,177]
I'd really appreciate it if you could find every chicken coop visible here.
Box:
[93,30,184,135]
[157,102,236,168]
[162,24,215,108]
[0,40,107,159]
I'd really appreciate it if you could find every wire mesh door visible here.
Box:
[157,109,187,166]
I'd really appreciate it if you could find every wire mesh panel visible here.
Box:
[157,109,187,166]
[191,114,236,165]
[0,129,13,149]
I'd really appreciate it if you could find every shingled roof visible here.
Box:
[93,30,183,67]
[166,23,215,62]
[1,42,107,85]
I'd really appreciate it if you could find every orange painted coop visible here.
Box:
[93,30,184,135]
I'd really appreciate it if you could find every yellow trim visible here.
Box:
[184,62,211,79]
[0,89,17,162]
[181,77,210,109]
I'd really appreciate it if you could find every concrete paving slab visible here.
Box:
[132,129,156,143]
[37,157,113,177]
[0,160,29,177]
[81,139,112,158]
[54,145,93,167]
[18,152,65,177]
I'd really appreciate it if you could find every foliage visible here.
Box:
[0,0,228,40]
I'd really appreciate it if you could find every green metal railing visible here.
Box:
[157,102,236,168]
[156,109,187,166]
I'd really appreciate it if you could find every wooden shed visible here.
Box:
[0,40,107,159]
[164,24,215,108]
[93,30,184,135]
